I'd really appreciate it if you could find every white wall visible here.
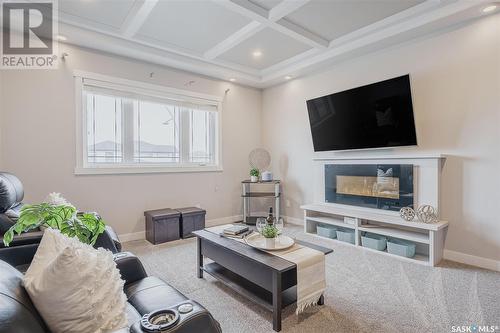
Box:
[1,14,499,265]
[0,44,262,236]
[0,69,3,169]
[262,14,500,262]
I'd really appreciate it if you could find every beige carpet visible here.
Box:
[123,225,500,333]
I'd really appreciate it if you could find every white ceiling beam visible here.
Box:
[261,0,491,84]
[271,18,329,49]
[59,22,262,85]
[260,48,322,76]
[121,0,159,38]
[268,0,329,48]
[217,0,269,22]
[328,0,442,48]
[204,21,265,59]
[268,0,310,21]
[209,0,327,58]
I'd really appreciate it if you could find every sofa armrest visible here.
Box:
[0,230,44,249]
[129,302,222,333]
[109,328,130,333]
[0,243,39,267]
[114,252,148,285]
[94,225,122,253]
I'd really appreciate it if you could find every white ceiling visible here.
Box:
[136,1,252,54]
[59,0,136,31]
[285,0,425,41]
[220,27,311,69]
[51,0,498,88]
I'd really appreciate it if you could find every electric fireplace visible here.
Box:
[325,164,414,211]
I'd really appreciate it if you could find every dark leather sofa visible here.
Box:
[0,172,39,249]
[0,173,221,333]
[0,172,122,270]
[0,252,222,333]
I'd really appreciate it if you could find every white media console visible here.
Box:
[302,203,448,266]
[303,153,449,266]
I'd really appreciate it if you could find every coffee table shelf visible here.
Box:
[193,229,331,332]
[203,262,296,312]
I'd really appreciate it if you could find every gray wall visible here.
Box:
[262,14,500,262]
[1,14,499,265]
[0,69,2,169]
[0,44,262,236]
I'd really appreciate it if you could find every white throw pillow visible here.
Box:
[24,229,128,333]
[24,227,73,284]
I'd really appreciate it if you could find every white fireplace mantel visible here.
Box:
[311,153,446,215]
[303,152,449,266]
[313,152,447,161]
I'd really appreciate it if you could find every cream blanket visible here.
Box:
[207,224,326,314]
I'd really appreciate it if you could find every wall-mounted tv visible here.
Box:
[306,75,417,152]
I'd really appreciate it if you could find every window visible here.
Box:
[75,72,221,174]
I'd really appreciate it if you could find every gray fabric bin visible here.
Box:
[336,229,355,244]
[144,208,181,245]
[361,233,387,251]
[317,224,338,239]
[387,238,416,258]
[176,207,206,238]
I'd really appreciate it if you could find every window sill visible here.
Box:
[74,165,223,175]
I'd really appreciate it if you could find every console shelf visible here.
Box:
[301,203,448,266]
[357,226,429,244]
[305,216,355,229]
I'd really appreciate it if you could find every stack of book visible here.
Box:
[222,225,252,239]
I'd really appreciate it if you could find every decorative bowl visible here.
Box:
[244,233,294,251]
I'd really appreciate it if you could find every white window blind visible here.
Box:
[75,72,221,174]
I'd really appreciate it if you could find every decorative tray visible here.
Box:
[244,233,295,251]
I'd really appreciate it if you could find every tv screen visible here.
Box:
[306,75,417,152]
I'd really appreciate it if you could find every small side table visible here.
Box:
[242,180,280,225]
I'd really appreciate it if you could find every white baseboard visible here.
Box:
[284,216,303,226]
[206,215,243,227]
[117,216,499,272]
[281,216,499,272]
[443,249,500,272]
[118,215,243,242]
[118,231,145,242]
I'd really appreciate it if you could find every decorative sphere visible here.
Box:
[399,207,416,221]
[416,205,438,224]
[249,148,271,171]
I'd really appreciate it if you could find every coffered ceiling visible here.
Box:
[49,0,499,87]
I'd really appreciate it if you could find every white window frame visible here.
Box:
[74,71,223,175]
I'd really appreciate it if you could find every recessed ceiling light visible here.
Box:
[482,5,497,13]
[252,50,262,58]
[57,35,67,41]
[229,78,236,82]
[285,76,292,80]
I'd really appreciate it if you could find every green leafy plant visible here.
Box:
[261,225,279,239]
[250,168,260,177]
[3,202,106,247]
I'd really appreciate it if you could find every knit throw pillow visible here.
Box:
[24,228,128,333]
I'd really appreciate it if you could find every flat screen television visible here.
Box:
[306,74,417,152]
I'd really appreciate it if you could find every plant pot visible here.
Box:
[265,237,275,248]
[250,175,258,182]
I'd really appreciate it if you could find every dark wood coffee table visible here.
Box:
[193,229,332,332]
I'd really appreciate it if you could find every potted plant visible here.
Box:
[250,168,260,182]
[2,193,106,247]
[261,224,279,248]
